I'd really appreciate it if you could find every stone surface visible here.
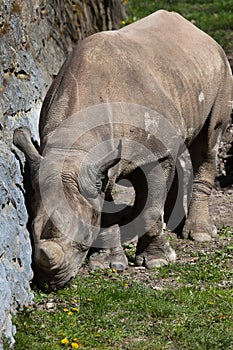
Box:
[0,0,125,348]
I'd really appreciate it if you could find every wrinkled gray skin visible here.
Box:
[14,10,232,288]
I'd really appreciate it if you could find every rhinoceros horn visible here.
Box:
[79,140,122,198]
[35,240,64,270]
[13,127,43,188]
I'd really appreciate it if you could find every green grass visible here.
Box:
[14,231,233,350]
[123,0,233,57]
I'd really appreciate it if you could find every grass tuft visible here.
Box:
[123,0,233,58]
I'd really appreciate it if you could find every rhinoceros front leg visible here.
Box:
[89,225,128,271]
[89,195,128,271]
[135,217,176,268]
[132,167,176,268]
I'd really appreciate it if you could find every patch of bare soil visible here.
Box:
[80,232,233,291]
[210,188,233,227]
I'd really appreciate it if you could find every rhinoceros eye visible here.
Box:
[96,169,105,193]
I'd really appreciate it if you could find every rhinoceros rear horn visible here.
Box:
[35,241,64,270]
[13,127,43,187]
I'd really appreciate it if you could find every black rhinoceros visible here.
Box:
[13,10,232,288]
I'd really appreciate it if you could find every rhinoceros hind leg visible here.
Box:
[182,116,223,241]
[182,219,218,242]
[183,84,231,242]
[135,230,176,269]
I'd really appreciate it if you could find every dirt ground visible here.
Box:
[80,231,233,292]
[123,234,233,291]
[210,188,233,227]
[212,122,233,227]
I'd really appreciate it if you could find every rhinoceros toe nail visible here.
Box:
[146,258,169,269]
[190,232,212,242]
[210,226,218,238]
[135,255,144,267]
[89,260,106,270]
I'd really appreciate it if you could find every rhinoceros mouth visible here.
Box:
[34,241,89,289]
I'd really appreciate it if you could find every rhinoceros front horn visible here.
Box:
[35,241,64,270]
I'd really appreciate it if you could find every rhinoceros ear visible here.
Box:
[79,140,122,198]
[13,127,43,188]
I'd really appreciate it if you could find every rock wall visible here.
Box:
[0,0,125,348]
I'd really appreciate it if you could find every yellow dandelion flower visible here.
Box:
[73,299,78,303]
[72,307,79,312]
[71,342,79,348]
[61,337,69,344]
[124,283,129,287]
[63,308,69,312]
[68,311,73,316]
[208,301,214,305]
[73,338,78,341]
[87,298,92,302]
[112,268,117,273]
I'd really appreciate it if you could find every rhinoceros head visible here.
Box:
[13,127,121,288]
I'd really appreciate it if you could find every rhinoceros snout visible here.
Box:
[35,241,65,269]
[34,239,89,289]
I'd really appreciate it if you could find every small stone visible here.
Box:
[46,302,54,309]
[152,286,163,291]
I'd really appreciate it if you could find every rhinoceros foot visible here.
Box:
[135,239,176,269]
[182,220,218,242]
[89,246,128,271]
